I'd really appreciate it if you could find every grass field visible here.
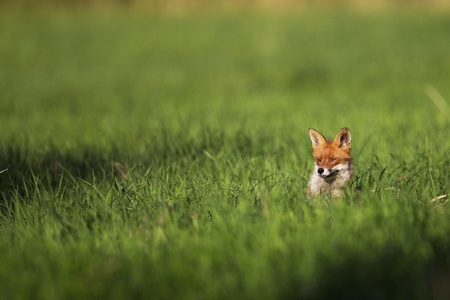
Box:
[0,7,450,300]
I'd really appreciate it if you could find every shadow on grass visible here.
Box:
[0,129,295,205]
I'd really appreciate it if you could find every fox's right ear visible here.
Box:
[333,127,351,150]
[309,128,327,149]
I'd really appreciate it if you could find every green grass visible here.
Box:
[0,8,450,300]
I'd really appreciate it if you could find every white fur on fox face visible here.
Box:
[332,163,350,173]
[332,163,352,180]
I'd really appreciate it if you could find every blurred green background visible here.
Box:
[1,1,449,147]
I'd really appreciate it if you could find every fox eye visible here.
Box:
[330,158,336,162]
[316,158,322,163]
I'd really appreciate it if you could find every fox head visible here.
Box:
[309,127,352,181]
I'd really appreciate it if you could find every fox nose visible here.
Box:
[318,168,324,175]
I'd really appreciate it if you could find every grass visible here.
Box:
[0,7,450,300]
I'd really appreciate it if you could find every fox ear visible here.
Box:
[309,128,327,149]
[333,127,351,149]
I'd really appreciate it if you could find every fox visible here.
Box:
[307,127,353,198]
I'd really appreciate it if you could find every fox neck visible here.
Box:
[308,161,353,197]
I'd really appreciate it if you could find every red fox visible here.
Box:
[307,127,353,198]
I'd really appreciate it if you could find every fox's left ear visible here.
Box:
[333,127,351,150]
[309,128,327,149]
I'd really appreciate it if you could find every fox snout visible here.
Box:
[317,168,331,176]
[317,167,333,177]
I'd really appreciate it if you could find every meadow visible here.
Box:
[0,6,449,300]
